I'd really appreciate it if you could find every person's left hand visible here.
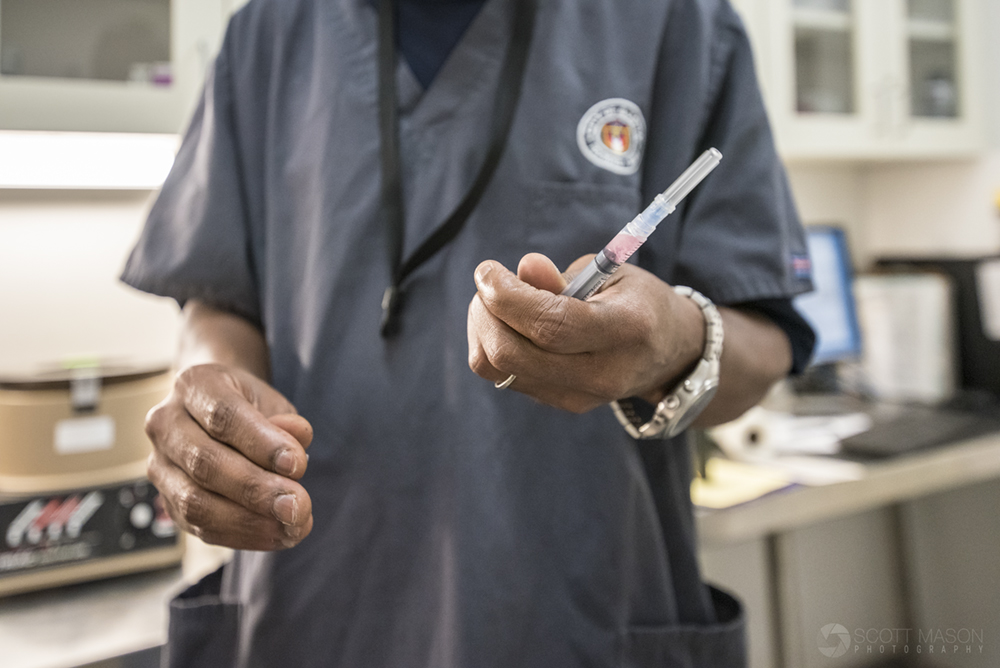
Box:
[467,253,705,413]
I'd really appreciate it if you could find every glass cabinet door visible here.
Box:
[0,0,172,86]
[906,0,959,118]
[0,0,224,134]
[792,0,856,114]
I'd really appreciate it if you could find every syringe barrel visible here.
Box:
[561,253,614,300]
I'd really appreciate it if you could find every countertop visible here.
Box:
[696,431,1000,547]
[0,537,230,668]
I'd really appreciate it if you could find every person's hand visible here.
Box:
[467,253,705,413]
[144,364,313,551]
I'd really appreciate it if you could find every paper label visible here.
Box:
[54,416,115,455]
[854,274,955,403]
[976,259,1000,341]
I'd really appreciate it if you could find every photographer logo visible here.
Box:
[818,623,851,658]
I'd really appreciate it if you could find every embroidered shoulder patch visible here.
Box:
[791,254,813,280]
[576,98,646,175]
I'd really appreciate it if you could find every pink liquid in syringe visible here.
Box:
[602,233,644,265]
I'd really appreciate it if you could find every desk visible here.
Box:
[697,432,1000,668]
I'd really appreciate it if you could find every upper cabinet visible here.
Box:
[0,0,229,134]
[732,0,985,160]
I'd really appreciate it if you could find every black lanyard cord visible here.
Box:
[377,0,537,337]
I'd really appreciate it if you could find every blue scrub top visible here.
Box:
[122,1,811,666]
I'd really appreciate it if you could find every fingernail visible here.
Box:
[474,262,495,284]
[283,524,303,543]
[272,494,297,526]
[274,449,296,476]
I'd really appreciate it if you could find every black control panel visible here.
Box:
[0,479,178,579]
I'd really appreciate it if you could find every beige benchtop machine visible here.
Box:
[0,366,183,597]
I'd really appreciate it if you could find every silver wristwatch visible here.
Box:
[611,286,724,439]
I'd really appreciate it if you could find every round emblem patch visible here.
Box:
[576,98,646,175]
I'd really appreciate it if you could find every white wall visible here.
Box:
[0,190,179,377]
[787,152,1000,267]
[785,163,870,265]
[787,151,1000,267]
[862,156,1000,259]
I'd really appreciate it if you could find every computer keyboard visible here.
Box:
[840,406,1000,459]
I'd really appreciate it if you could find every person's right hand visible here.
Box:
[145,364,314,551]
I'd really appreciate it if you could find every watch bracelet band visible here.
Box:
[611,286,724,439]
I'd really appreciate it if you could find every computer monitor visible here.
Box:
[793,225,863,366]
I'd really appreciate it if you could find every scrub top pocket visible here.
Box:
[621,586,747,668]
[163,565,242,668]
[522,181,641,273]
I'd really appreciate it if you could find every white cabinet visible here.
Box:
[732,0,984,160]
[0,0,230,134]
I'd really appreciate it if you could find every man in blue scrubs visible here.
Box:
[123,0,814,666]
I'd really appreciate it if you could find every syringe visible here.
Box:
[561,148,722,300]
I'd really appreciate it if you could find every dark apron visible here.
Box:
[162,567,241,667]
[164,567,745,668]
